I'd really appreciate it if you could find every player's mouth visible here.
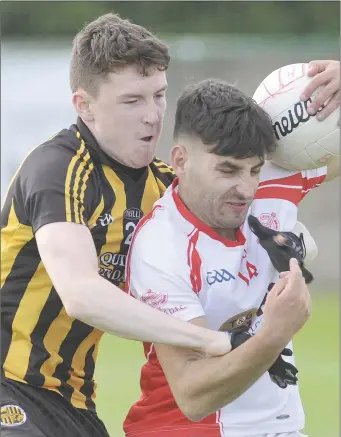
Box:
[141,136,154,143]
[226,202,249,213]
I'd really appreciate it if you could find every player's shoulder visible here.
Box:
[132,204,173,252]
[21,125,88,170]
[259,161,298,183]
[259,160,326,184]
[131,202,188,267]
[15,124,101,195]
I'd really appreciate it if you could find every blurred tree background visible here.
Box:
[1,1,340,37]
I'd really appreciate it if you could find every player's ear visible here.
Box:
[72,89,94,122]
[170,144,188,176]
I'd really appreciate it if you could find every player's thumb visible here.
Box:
[288,258,303,281]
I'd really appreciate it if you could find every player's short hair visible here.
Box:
[173,78,277,158]
[70,13,170,96]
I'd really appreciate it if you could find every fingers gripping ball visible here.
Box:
[253,63,339,170]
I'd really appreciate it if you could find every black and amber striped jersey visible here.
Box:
[1,117,175,411]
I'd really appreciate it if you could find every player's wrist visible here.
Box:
[201,330,232,357]
[256,327,290,353]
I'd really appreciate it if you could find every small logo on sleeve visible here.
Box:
[1,404,27,427]
[97,213,115,227]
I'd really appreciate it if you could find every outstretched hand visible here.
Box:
[300,60,340,121]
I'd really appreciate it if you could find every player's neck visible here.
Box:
[177,187,237,241]
[213,227,238,240]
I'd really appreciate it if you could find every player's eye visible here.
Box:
[220,169,235,176]
[251,168,262,175]
[123,100,138,105]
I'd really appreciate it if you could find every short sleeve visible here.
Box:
[126,227,205,322]
[17,141,98,233]
[255,161,327,205]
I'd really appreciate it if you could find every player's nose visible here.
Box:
[142,102,161,125]
[236,180,256,201]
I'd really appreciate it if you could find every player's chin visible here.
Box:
[136,141,158,166]
[133,150,156,167]
[220,214,246,232]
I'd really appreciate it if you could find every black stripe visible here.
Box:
[149,162,175,188]
[68,147,88,223]
[81,344,96,411]
[24,287,62,386]
[53,320,94,403]
[1,238,41,365]
[91,164,115,256]
[75,157,91,224]
[153,164,172,170]
[118,169,149,260]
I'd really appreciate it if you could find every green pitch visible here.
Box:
[95,292,340,437]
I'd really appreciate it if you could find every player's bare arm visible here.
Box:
[155,260,310,421]
[36,221,231,355]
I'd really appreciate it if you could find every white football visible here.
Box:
[253,63,339,170]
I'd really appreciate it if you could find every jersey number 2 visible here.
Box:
[124,222,136,245]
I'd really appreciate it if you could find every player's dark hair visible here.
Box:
[70,13,170,96]
[173,78,277,159]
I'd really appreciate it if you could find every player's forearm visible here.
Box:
[65,275,219,351]
[175,331,285,421]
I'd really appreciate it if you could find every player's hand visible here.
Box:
[248,215,313,283]
[268,347,298,389]
[230,327,298,389]
[300,60,340,120]
[262,258,311,344]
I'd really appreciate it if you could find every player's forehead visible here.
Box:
[103,66,168,98]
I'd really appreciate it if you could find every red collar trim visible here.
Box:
[171,178,246,248]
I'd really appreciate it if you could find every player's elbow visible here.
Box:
[174,384,236,422]
[177,399,205,422]
[173,389,212,422]
[56,277,95,320]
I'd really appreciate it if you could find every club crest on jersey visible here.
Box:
[206,269,235,285]
[141,289,168,309]
[1,404,27,427]
[219,308,258,332]
[258,212,280,231]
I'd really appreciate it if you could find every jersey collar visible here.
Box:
[171,177,246,247]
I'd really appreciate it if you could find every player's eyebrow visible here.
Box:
[215,161,242,171]
[119,85,168,100]
[215,158,264,171]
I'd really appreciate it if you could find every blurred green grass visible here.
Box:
[95,292,340,437]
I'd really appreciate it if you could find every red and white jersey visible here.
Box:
[124,162,326,437]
